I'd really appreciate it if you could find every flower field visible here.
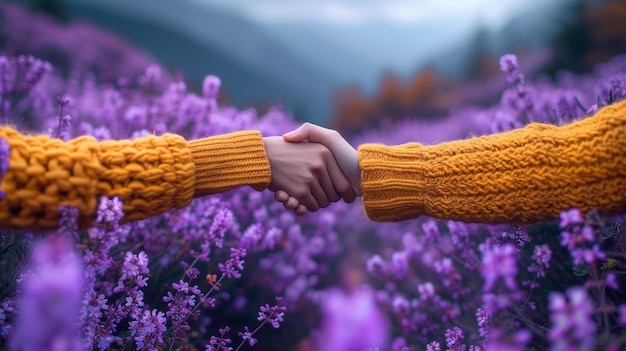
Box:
[1,3,626,351]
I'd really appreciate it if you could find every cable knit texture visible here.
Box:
[359,99,626,224]
[0,129,270,231]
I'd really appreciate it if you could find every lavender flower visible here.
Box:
[476,306,491,339]
[444,327,465,351]
[3,7,626,349]
[0,137,10,199]
[559,208,584,228]
[256,297,286,329]
[527,244,551,277]
[237,326,257,347]
[219,248,246,279]
[96,196,124,227]
[570,244,606,265]
[59,205,79,237]
[605,273,618,290]
[0,137,9,176]
[316,287,389,351]
[114,251,150,293]
[207,326,233,351]
[9,235,84,351]
[202,75,221,100]
[129,309,167,350]
[481,244,518,292]
[499,54,519,73]
[560,225,595,251]
[548,287,596,350]
[483,329,531,351]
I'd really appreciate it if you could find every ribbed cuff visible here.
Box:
[189,131,271,198]
[358,143,426,222]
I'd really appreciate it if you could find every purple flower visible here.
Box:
[316,288,389,351]
[208,207,235,248]
[366,255,386,275]
[238,326,258,347]
[571,244,606,266]
[202,75,221,100]
[9,235,84,351]
[528,244,552,278]
[560,225,595,251]
[389,337,410,351]
[391,251,409,279]
[481,244,518,292]
[96,196,124,227]
[548,287,596,350]
[218,248,246,279]
[445,327,465,351]
[207,326,232,351]
[115,251,150,293]
[417,282,436,300]
[532,244,552,267]
[257,297,286,329]
[0,137,9,177]
[606,273,619,290]
[484,329,531,351]
[59,205,79,236]
[422,219,440,243]
[426,341,441,351]
[239,223,264,250]
[433,257,462,289]
[129,309,167,350]
[499,54,519,73]
[476,306,491,338]
[559,208,584,228]
[138,64,162,90]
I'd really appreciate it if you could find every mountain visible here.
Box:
[52,0,574,124]
[59,0,339,123]
[264,20,470,94]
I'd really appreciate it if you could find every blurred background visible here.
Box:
[1,0,625,134]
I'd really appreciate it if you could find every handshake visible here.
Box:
[263,123,362,216]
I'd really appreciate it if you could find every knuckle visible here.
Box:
[293,189,308,199]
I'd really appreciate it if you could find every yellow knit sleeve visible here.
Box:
[358,99,626,224]
[188,131,271,198]
[0,128,270,231]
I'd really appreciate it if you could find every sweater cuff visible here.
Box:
[358,143,426,222]
[189,131,271,198]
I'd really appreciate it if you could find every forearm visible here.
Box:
[359,100,626,224]
[0,128,270,231]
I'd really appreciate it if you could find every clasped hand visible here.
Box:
[263,123,361,215]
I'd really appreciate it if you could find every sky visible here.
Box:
[57,0,574,123]
[189,0,550,29]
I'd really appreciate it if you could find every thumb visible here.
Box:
[282,123,310,143]
[283,122,340,146]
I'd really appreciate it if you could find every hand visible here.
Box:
[263,136,356,215]
[276,123,361,213]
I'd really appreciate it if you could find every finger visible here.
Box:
[283,196,300,211]
[298,189,320,212]
[309,180,329,210]
[326,157,356,203]
[283,122,341,146]
[295,204,307,216]
[319,167,341,203]
[274,190,289,203]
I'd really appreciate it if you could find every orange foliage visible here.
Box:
[585,0,626,68]
[331,68,461,134]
